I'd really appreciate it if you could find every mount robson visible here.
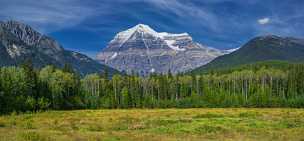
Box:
[97,24,236,76]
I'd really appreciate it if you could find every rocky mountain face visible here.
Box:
[0,21,118,75]
[97,24,227,76]
[191,35,304,74]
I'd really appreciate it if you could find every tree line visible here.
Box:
[1,61,304,114]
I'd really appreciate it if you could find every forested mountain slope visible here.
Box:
[191,35,304,74]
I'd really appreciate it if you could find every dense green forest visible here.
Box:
[190,60,295,74]
[1,60,304,114]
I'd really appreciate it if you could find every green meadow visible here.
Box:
[1,108,304,141]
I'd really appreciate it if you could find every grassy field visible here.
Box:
[0,109,304,141]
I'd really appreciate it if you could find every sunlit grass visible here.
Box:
[0,108,304,141]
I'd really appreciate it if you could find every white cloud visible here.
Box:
[0,0,97,33]
[144,0,220,32]
[258,17,270,25]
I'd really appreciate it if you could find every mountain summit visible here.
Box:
[104,24,192,52]
[97,24,227,76]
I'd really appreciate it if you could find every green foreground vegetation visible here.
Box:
[1,108,304,141]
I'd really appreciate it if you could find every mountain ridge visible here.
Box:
[0,20,119,76]
[190,35,304,74]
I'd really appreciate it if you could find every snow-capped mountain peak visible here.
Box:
[111,24,159,45]
[109,24,194,51]
[133,24,158,34]
[112,24,191,40]
[98,24,225,76]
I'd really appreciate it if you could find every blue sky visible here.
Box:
[1,0,304,58]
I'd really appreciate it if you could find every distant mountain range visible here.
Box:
[0,21,118,75]
[97,24,236,76]
[1,21,303,76]
[191,35,304,74]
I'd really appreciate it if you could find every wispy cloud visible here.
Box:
[144,0,220,32]
[258,18,270,25]
[0,0,96,33]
